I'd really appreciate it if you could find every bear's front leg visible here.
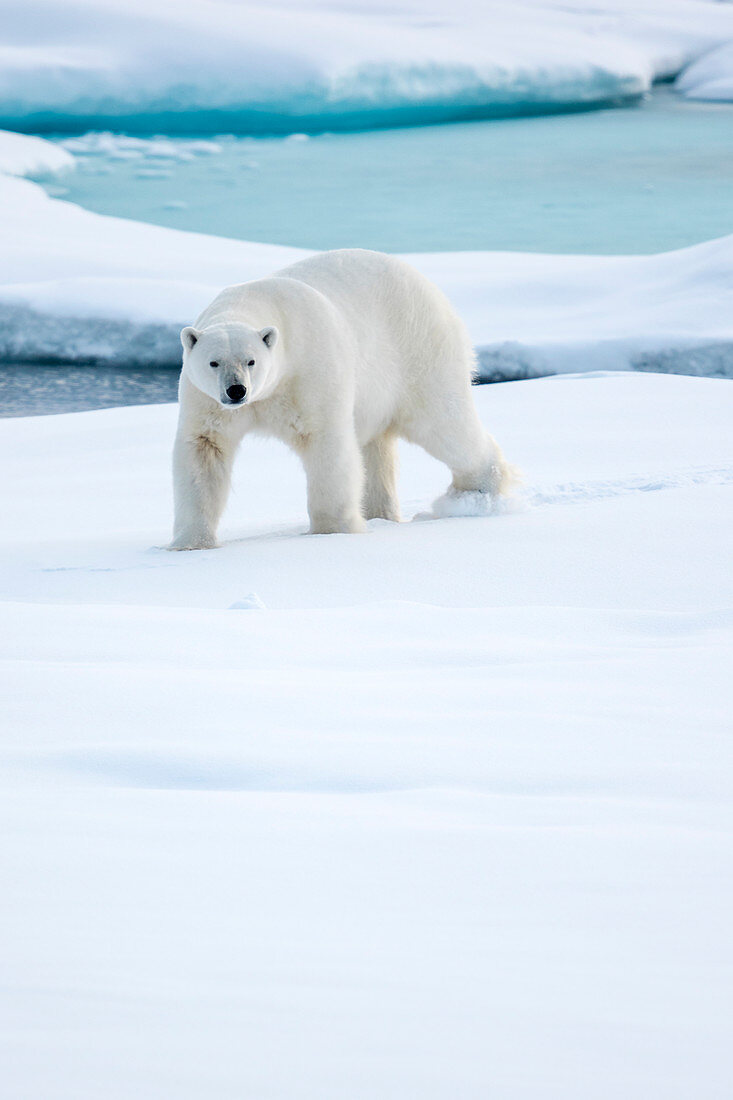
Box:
[302,427,366,534]
[169,430,236,550]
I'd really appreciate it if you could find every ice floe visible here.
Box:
[1,0,733,133]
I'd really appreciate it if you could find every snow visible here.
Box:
[1,371,732,1098]
[0,127,74,177]
[1,0,733,133]
[676,41,733,102]
[1,160,732,377]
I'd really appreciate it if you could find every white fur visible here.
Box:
[169,249,513,550]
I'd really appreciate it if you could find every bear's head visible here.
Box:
[180,322,279,407]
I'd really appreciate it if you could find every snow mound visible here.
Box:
[676,41,733,102]
[0,129,73,177]
[229,593,267,611]
[2,0,733,133]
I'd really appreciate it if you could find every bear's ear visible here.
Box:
[180,326,200,352]
[260,326,278,349]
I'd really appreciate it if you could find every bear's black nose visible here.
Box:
[226,384,246,404]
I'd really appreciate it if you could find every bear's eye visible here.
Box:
[247,359,255,367]
[209,361,219,369]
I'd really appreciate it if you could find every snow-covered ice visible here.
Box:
[676,41,733,102]
[2,0,733,133]
[0,127,74,177]
[1,371,732,1098]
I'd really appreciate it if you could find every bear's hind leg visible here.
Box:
[362,431,401,522]
[406,399,514,517]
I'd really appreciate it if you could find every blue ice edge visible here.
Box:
[0,67,645,136]
[0,95,640,136]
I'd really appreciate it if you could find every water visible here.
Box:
[47,89,733,256]
[0,365,179,418]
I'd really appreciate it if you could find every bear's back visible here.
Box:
[275,249,428,317]
[275,249,464,371]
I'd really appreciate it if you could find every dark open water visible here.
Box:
[0,364,180,417]
[0,364,496,418]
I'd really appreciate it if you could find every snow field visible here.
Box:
[1,372,732,1098]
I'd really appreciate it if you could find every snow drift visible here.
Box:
[2,0,733,133]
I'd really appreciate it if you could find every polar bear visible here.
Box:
[169,249,512,550]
